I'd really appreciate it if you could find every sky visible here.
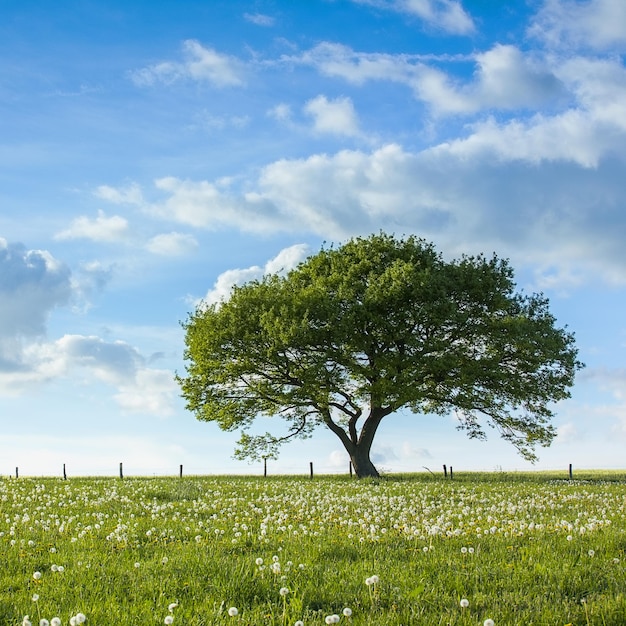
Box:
[1,0,625,477]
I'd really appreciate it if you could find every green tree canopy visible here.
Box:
[178,233,583,477]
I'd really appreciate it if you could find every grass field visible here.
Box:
[1,472,625,625]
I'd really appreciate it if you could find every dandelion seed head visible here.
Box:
[279,587,289,596]
[484,620,495,626]
[168,603,178,612]
[33,572,42,581]
[342,607,352,616]
[32,594,39,602]
[51,619,61,626]
[460,598,469,608]
[164,617,173,625]
[228,607,238,617]
[40,620,50,626]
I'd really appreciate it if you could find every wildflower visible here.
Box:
[588,549,595,557]
[32,594,39,602]
[40,620,50,626]
[22,618,32,626]
[279,587,289,596]
[33,572,42,581]
[343,607,352,616]
[51,620,61,626]
[295,622,304,626]
[484,620,495,626]
[164,617,174,625]
[325,615,340,624]
[460,598,469,608]
[255,557,263,565]
[228,607,238,617]
[461,546,468,554]
[365,574,379,586]
[168,603,178,612]
[134,562,141,568]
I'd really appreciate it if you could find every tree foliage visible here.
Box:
[178,233,583,477]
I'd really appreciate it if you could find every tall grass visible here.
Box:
[1,473,625,625]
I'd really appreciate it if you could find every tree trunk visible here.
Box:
[349,442,380,478]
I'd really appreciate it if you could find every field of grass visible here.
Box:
[1,472,625,625]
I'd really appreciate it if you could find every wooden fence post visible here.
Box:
[15,467,18,479]
[443,464,447,478]
[119,462,124,479]
[180,464,183,478]
[63,463,67,480]
[264,457,267,477]
[310,462,314,479]
[569,463,573,480]
[450,466,453,479]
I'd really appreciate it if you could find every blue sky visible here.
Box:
[1,0,625,477]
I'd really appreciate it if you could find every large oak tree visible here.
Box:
[178,233,582,478]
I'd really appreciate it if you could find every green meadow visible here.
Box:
[1,472,625,625]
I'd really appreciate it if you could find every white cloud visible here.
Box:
[556,422,579,443]
[304,95,361,136]
[243,12,275,27]
[130,39,245,87]
[94,183,143,205]
[0,239,72,340]
[146,232,198,256]
[352,0,475,35]
[202,243,310,306]
[115,368,178,417]
[0,333,178,416]
[530,0,626,51]
[292,43,564,115]
[268,103,293,122]
[148,132,626,283]
[55,210,129,242]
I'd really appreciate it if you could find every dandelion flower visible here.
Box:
[343,607,352,616]
[51,620,61,626]
[588,549,595,557]
[168,603,178,612]
[460,598,469,608]
[22,618,32,626]
[40,620,50,626]
[255,558,263,565]
[325,615,340,624]
[33,572,42,581]
[295,622,304,626]
[32,594,39,602]
[484,620,495,626]
[279,587,289,596]
[228,607,238,617]
[164,617,174,625]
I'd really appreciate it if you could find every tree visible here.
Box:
[178,233,583,478]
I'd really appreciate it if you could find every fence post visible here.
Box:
[450,466,453,479]
[569,463,573,480]
[310,462,314,479]
[63,463,67,480]
[443,464,447,478]
[119,462,124,479]
[180,464,183,478]
[264,457,267,477]
[15,467,18,479]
